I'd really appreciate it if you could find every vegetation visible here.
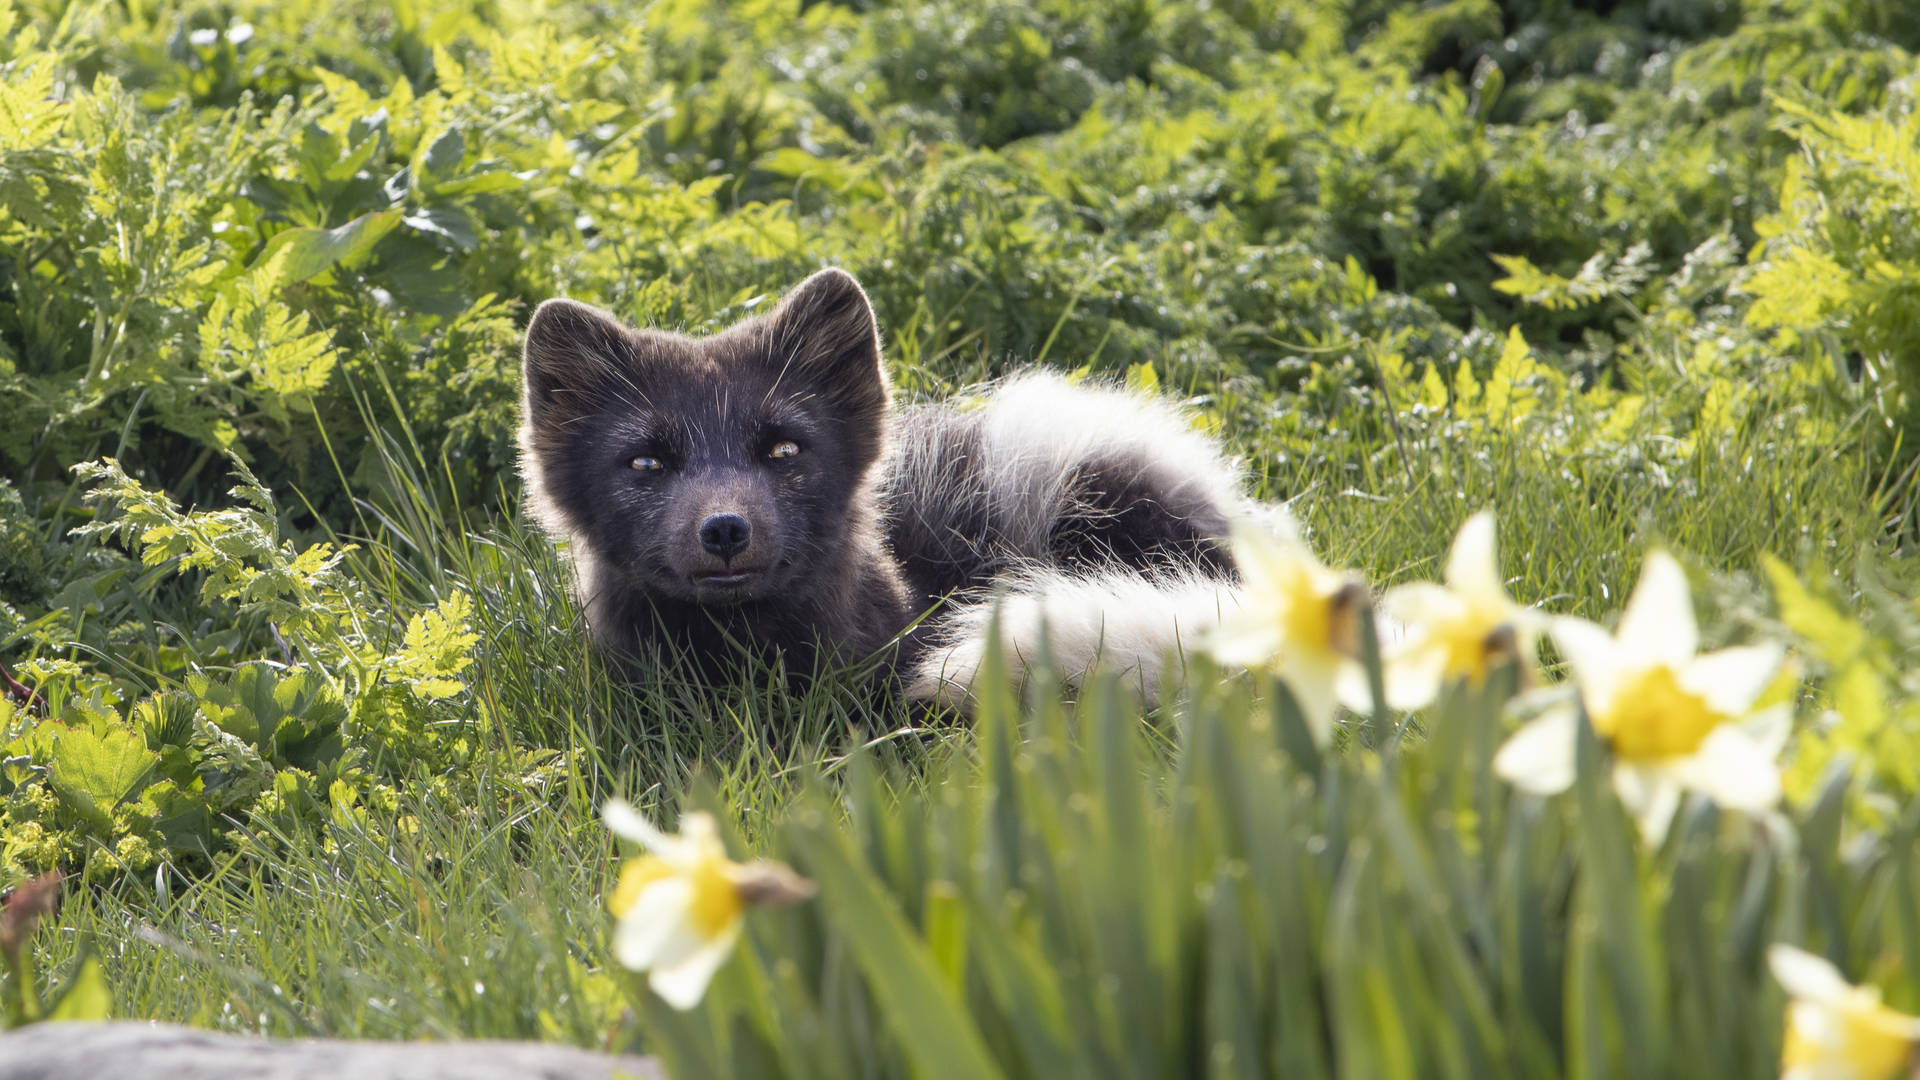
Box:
[2,0,1919,1074]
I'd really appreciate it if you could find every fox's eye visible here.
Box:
[768,440,801,460]
[630,456,663,472]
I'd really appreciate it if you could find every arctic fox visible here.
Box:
[518,268,1247,704]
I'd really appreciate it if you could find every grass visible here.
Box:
[24,347,1907,1046]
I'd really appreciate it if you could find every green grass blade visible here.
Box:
[784,803,1005,1080]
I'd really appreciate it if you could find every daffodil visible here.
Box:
[1209,518,1371,745]
[1492,551,1787,843]
[1377,511,1538,708]
[1770,943,1920,1080]
[603,801,814,1010]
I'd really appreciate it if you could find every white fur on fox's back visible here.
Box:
[975,371,1244,551]
[907,568,1244,706]
[882,370,1249,584]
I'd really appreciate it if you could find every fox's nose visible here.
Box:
[698,513,752,560]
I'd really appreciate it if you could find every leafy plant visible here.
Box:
[0,459,494,881]
[1746,81,1920,441]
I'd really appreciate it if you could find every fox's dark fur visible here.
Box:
[519,269,1246,701]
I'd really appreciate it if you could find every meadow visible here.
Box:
[4,0,1920,1075]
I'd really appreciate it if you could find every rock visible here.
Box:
[0,1022,665,1080]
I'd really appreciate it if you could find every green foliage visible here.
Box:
[0,458,496,881]
[1,0,1909,553]
[1491,244,1656,313]
[0,0,1918,1066]
[1746,78,1920,439]
[1763,553,1920,819]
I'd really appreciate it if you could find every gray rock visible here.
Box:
[0,1022,665,1080]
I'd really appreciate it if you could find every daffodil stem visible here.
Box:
[1355,599,1396,755]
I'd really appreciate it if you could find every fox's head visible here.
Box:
[518,269,890,607]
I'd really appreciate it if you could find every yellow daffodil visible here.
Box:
[1208,518,1371,745]
[603,801,814,1010]
[1770,943,1920,1080]
[1492,551,1787,843]
[1377,511,1539,708]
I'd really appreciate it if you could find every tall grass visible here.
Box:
[28,341,1908,1051]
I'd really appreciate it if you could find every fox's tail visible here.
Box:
[906,568,1243,707]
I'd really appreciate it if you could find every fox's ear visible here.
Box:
[767,268,890,416]
[522,298,632,417]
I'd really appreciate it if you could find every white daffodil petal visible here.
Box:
[1445,511,1505,602]
[648,922,743,1011]
[1228,526,1296,594]
[1492,708,1578,796]
[1512,602,1548,636]
[1371,608,1414,664]
[1743,704,1794,758]
[613,878,696,970]
[1546,616,1620,711]
[1613,763,1683,845]
[1379,645,1446,713]
[1379,582,1456,629]
[677,811,723,854]
[1207,617,1283,669]
[1275,507,1308,544]
[1334,654,1388,716]
[1670,727,1782,813]
[1769,944,1855,1007]
[1679,643,1785,718]
[1615,552,1698,672]
[603,800,690,862]
[1283,662,1342,748]
[638,918,715,980]
[1229,507,1305,551]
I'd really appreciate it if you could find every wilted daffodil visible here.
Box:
[603,801,814,1010]
[1770,944,1920,1080]
[1377,511,1538,708]
[1492,551,1787,844]
[1209,518,1371,745]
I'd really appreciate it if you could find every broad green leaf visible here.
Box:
[49,726,158,827]
[250,209,402,285]
[923,881,967,988]
[141,780,217,857]
[417,126,466,187]
[786,811,1004,1080]
[964,902,1079,1078]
